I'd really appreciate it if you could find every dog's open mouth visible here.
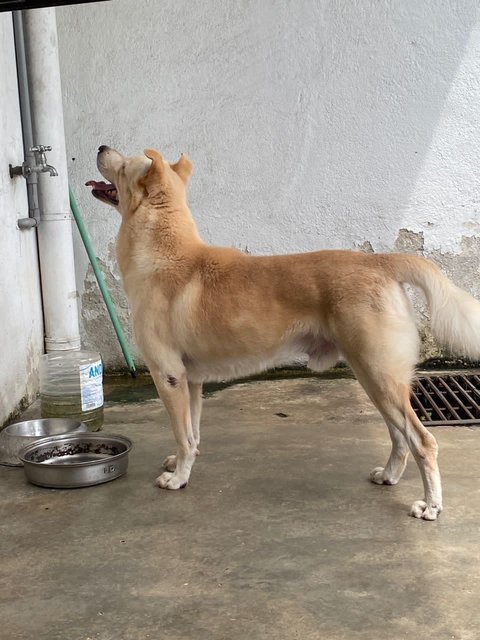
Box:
[85,180,119,206]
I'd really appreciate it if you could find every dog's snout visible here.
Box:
[98,145,109,153]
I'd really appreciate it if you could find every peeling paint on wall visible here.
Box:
[394,229,425,254]
[356,241,374,254]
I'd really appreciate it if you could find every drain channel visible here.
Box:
[412,374,480,426]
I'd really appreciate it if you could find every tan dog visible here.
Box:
[87,146,480,520]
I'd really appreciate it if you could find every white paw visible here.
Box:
[369,466,396,486]
[163,449,199,472]
[163,454,177,472]
[155,471,189,490]
[409,499,442,521]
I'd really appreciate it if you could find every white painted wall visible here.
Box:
[56,0,480,367]
[0,14,44,423]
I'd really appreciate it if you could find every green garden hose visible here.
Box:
[69,187,137,377]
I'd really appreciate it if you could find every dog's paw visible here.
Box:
[155,471,188,490]
[163,454,177,472]
[409,499,442,521]
[369,466,396,485]
[163,449,200,472]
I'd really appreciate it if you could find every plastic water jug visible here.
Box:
[40,351,104,431]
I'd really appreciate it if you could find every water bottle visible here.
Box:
[40,351,104,431]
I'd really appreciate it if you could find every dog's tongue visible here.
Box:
[85,180,115,191]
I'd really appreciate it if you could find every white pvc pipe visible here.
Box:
[23,8,80,351]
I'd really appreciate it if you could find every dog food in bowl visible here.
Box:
[19,432,133,488]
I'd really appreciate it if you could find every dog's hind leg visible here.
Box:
[347,351,442,519]
[189,382,203,449]
[369,422,410,486]
[146,357,197,490]
[336,287,442,519]
[163,381,203,472]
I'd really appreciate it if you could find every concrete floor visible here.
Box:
[1,377,480,640]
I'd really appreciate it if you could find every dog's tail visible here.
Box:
[386,253,480,359]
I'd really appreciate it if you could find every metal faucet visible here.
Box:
[31,146,58,176]
[44,164,58,176]
[10,145,58,178]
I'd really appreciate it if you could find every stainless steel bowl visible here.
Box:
[19,433,133,488]
[0,418,87,467]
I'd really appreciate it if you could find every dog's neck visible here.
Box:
[116,199,203,283]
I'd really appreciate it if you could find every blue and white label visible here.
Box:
[80,360,104,411]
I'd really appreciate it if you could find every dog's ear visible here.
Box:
[170,154,193,184]
[142,148,164,193]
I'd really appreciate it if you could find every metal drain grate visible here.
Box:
[411,374,480,426]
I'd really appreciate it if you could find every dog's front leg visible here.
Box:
[149,364,197,490]
[163,381,203,472]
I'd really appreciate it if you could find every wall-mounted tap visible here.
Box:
[43,164,58,177]
[10,145,58,178]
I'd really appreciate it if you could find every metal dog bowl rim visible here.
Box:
[18,432,133,468]
[3,418,87,438]
[0,418,88,467]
